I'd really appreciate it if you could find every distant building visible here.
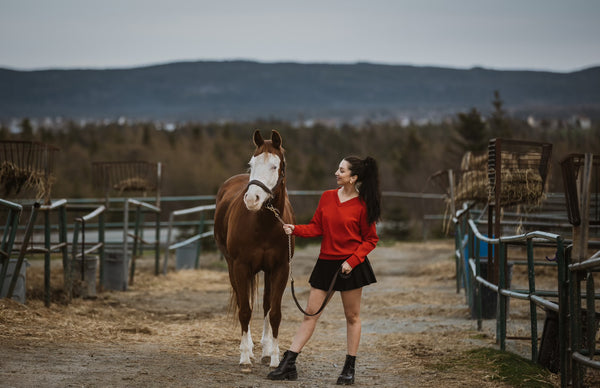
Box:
[570,115,592,130]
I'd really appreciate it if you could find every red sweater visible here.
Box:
[293,189,378,268]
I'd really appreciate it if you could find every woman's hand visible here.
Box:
[341,261,353,275]
[283,224,295,235]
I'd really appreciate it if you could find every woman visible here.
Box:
[267,155,381,385]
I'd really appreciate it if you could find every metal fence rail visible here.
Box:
[123,198,161,283]
[567,247,600,387]
[72,205,105,289]
[162,204,216,274]
[454,204,570,386]
[0,199,40,303]
[455,203,600,387]
[36,200,69,305]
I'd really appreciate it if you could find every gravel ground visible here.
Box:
[0,240,560,387]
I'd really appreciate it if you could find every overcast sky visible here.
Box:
[1,0,599,72]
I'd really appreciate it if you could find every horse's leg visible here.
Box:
[265,263,289,367]
[233,262,254,368]
[261,271,274,364]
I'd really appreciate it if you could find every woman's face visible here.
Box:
[335,160,356,186]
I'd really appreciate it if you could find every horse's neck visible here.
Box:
[270,186,287,210]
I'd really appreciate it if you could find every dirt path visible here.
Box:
[0,240,554,387]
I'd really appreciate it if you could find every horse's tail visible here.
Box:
[228,272,260,320]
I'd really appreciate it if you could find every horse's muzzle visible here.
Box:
[244,179,273,211]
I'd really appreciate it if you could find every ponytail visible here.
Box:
[344,156,381,224]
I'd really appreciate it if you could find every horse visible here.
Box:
[213,129,295,370]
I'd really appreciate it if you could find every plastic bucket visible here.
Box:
[0,258,29,304]
[102,250,129,291]
[176,243,198,270]
[72,256,98,299]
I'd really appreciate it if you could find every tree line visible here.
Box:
[2,94,598,238]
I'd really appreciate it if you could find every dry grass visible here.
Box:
[0,242,571,387]
[0,161,55,200]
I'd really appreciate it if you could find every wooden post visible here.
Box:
[448,169,455,219]
[572,153,593,262]
[492,139,502,284]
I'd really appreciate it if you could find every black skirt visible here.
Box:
[309,257,377,292]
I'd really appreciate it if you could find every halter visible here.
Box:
[247,179,274,197]
[246,157,286,202]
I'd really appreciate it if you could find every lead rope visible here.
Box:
[265,203,293,276]
[266,203,340,317]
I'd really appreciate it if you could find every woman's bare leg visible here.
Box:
[289,287,329,353]
[340,287,362,355]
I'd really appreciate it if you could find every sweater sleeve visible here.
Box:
[292,193,324,238]
[345,211,379,268]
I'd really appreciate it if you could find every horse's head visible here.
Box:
[244,130,286,211]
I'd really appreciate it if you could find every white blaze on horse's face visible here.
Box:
[244,152,281,211]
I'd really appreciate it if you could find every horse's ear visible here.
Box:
[253,130,264,147]
[271,130,282,149]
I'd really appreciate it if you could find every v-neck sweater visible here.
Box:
[292,189,378,268]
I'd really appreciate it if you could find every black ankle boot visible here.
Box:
[336,355,356,385]
[267,350,299,381]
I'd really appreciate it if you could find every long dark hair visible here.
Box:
[344,156,381,224]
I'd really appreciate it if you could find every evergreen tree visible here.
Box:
[0,124,9,140]
[20,118,34,140]
[488,90,512,138]
[453,108,488,154]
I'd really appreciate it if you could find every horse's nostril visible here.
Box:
[243,192,260,205]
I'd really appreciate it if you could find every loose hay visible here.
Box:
[113,177,154,195]
[0,243,572,387]
[0,161,55,200]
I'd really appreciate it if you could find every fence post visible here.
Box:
[474,234,483,330]
[586,273,596,364]
[122,199,129,291]
[130,205,142,285]
[99,211,105,289]
[526,237,538,361]
[0,207,21,293]
[195,211,205,269]
[59,205,71,302]
[557,239,568,388]
[497,242,506,350]
[154,212,160,276]
[44,208,51,307]
[455,217,463,293]
[570,249,584,387]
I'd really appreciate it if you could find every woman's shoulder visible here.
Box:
[316,189,337,205]
[320,189,338,200]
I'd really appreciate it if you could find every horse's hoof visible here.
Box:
[240,364,252,373]
[260,356,271,365]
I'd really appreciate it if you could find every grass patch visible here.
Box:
[470,333,492,341]
[432,347,557,387]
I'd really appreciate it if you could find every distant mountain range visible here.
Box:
[1,61,599,122]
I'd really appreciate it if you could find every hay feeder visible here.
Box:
[92,161,162,204]
[487,138,553,283]
[0,141,59,203]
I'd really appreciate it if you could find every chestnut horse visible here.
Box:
[214,130,295,369]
